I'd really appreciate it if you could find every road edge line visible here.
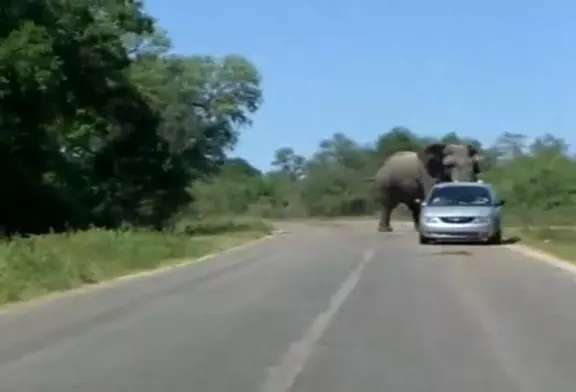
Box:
[0,230,283,314]
[505,243,576,276]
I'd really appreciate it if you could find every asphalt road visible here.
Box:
[1,221,576,391]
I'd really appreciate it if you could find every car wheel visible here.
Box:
[488,230,502,245]
[419,235,431,245]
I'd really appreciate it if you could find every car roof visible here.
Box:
[430,181,494,191]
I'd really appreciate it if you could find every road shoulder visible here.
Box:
[505,242,576,277]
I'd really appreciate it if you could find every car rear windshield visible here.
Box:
[427,186,492,206]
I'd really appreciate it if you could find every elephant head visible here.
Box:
[418,142,483,182]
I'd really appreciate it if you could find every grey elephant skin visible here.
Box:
[370,143,483,232]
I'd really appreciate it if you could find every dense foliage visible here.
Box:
[0,0,261,235]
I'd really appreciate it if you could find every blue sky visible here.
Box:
[145,0,576,170]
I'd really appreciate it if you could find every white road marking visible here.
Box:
[506,243,576,278]
[260,249,374,392]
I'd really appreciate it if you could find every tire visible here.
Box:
[419,234,431,245]
[487,229,502,245]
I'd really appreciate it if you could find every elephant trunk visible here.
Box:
[418,162,440,197]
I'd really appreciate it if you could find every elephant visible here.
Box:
[371,143,483,232]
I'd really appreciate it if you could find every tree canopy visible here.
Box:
[0,0,262,234]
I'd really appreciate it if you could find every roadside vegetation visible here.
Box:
[200,129,576,262]
[0,0,272,304]
[0,218,271,304]
[1,0,574,305]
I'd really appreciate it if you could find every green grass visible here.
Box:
[502,207,576,227]
[499,207,576,262]
[0,217,273,305]
[505,225,576,263]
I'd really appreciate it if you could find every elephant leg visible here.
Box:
[378,196,397,232]
[407,201,421,230]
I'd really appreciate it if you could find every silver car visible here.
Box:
[418,181,505,245]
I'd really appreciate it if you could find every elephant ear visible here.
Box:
[467,144,480,157]
[418,143,447,177]
[467,144,484,174]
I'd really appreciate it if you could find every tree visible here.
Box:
[0,0,264,234]
[219,157,262,178]
[271,147,306,180]
[0,0,179,232]
[130,54,263,178]
[375,126,422,161]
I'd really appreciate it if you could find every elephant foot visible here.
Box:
[378,226,393,232]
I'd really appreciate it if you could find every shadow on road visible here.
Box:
[502,236,521,245]
[425,236,522,247]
